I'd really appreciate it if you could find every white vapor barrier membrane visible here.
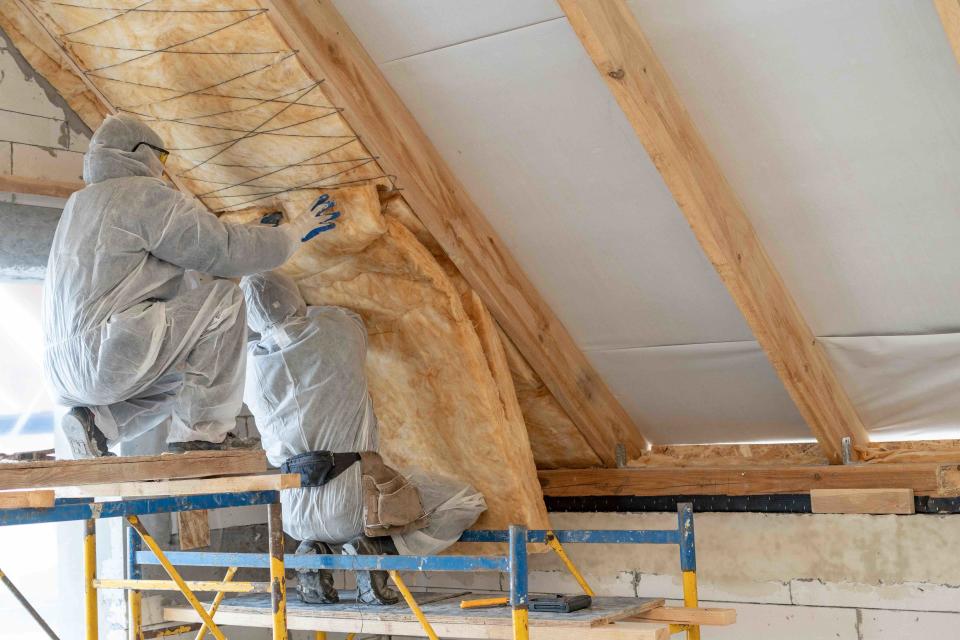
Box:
[821,334,960,441]
[331,0,563,64]
[630,0,960,337]
[587,341,808,444]
[379,17,753,351]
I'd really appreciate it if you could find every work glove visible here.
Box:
[281,194,341,244]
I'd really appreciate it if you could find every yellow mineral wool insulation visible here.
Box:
[29,0,385,212]
[498,327,603,469]
[381,191,601,470]
[222,184,550,532]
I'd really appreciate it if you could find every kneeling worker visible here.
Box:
[240,271,486,605]
[42,115,336,457]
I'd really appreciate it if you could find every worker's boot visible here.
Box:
[59,407,112,459]
[295,540,340,604]
[166,433,260,454]
[342,535,401,606]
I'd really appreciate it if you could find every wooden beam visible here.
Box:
[0,174,83,199]
[96,579,269,593]
[810,488,915,515]
[936,0,960,67]
[557,0,869,462]
[635,440,960,467]
[0,490,55,509]
[261,0,647,465]
[57,472,300,498]
[164,607,670,639]
[632,607,736,626]
[0,450,267,491]
[539,464,960,497]
[177,510,211,550]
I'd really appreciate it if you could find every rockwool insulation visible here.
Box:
[226,185,550,531]
[3,0,572,530]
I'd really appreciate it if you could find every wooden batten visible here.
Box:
[0,490,56,509]
[810,489,916,515]
[0,451,267,491]
[557,0,869,462]
[539,464,960,498]
[632,606,736,626]
[0,174,83,199]
[177,510,211,550]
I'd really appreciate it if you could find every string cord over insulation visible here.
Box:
[23,0,397,210]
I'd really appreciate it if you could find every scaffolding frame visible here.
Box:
[0,490,700,640]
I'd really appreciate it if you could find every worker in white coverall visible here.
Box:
[42,114,339,459]
[240,271,486,605]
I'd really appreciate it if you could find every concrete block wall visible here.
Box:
[0,25,90,209]
[517,511,960,639]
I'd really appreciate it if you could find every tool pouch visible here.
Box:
[359,451,428,537]
[281,450,361,487]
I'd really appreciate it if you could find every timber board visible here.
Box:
[196,592,662,628]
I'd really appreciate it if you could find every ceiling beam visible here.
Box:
[935,0,960,66]
[261,0,647,465]
[539,463,960,498]
[0,174,83,199]
[558,0,869,463]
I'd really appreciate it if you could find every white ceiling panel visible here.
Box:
[380,19,753,350]
[823,334,960,441]
[331,0,563,64]
[630,0,960,337]
[587,342,809,445]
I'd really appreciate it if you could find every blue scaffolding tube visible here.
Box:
[0,491,699,640]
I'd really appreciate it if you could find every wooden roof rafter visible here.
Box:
[557,0,870,463]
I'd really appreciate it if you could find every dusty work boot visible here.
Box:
[342,535,401,606]
[166,433,260,454]
[295,540,340,604]
[59,407,112,459]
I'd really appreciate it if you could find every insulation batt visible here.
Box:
[223,185,550,539]
[241,271,485,554]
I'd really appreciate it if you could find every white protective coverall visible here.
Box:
[42,115,310,444]
[241,271,486,555]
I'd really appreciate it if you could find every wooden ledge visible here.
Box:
[57,472,299,498]
[540,463,960,497]
[0,489,56,509]
[0,450,267,491]
[632,606,736,626]
[0,174,83,199]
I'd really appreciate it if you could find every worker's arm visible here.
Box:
[139,183,334,277]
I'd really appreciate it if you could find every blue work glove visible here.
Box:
[284,193,341,244]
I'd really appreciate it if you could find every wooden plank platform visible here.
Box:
[166,592,668,639]
[0,490,55,509]
[0,450,267,491]
[57,473,300,498]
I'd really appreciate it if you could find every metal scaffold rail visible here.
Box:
[0,484,709,639]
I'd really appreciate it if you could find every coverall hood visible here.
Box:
[240,271,307,335]
[83,114,166,185]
